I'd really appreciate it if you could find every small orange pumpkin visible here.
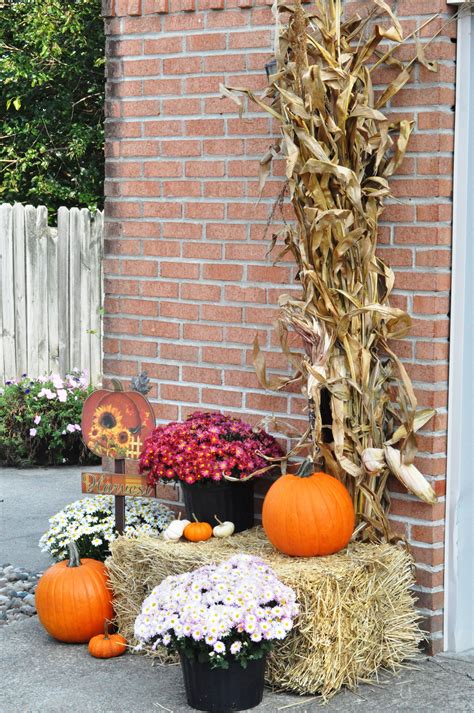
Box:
[88,621,127,659]
[183,515,213,542]
[262,465,355,557]
[35,542,114,643]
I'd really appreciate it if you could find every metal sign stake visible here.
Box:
[114,458,126,534]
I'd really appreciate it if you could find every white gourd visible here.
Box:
[163,514,190,541]
[212,515,235,538]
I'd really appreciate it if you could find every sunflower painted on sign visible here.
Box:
[94,404,123,432]
[81,389,155,459]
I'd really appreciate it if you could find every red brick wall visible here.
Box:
[102,0,456,652]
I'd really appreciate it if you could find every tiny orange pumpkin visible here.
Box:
[183,515,213,542]
[88,621,127,659]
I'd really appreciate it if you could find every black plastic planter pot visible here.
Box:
[181,480,254,533]
[180,654,266,713]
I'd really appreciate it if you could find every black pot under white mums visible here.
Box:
[134,554,298,712]
[180,654,267,712]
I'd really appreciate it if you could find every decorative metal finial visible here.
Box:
[131,371,151,395]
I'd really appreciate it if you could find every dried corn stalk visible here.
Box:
[224,0,439,539]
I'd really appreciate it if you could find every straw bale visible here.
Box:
[106,528,422,699]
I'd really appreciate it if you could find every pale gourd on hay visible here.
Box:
[106,529,422,699]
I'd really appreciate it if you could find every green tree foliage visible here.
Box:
[0,0,104,215]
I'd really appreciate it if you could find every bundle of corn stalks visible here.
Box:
[223,0,441,539]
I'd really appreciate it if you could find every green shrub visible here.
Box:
[0,0,104,216]
[0,371,98,466]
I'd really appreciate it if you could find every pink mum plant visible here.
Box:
[139,411,283,486]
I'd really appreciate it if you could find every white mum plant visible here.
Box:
[134,554,299,670]
[39,495,174,562]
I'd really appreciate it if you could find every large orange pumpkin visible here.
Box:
[35,542,114,643]
[262,469,355,557]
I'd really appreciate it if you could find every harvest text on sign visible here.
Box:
[81,472,157,498]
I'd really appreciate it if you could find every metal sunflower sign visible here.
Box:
[80,376,157,532]
[81,389,155,460]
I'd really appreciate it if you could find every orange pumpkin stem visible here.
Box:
[296,459,316,479]
[66,541,81,568]
[192,513,199,522]
[104,619,112,640]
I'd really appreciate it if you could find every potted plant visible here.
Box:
[139,412,283,532]
[134,554,298,712]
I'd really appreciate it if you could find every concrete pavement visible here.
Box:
[0,466,99,571]
[0,617,473,712]
[0,466,473,712]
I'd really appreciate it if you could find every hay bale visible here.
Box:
[106,528,422,699]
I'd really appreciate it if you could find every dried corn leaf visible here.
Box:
[386,408,436,446]
[415,35,438,73]
[373,0,403,41]
[375,68,411,109]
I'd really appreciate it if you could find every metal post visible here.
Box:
[114,458,126,534]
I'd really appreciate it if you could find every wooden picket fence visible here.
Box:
[0,204,103,383]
